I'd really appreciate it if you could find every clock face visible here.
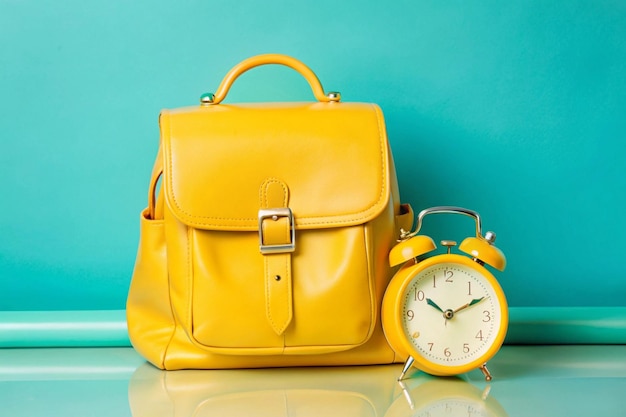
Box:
[399,257,506,372]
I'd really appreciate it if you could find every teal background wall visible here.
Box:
[2,0,625,312]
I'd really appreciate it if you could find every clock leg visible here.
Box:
[397,380,415,409]
[479,363,493,381]
[398,356,415,380]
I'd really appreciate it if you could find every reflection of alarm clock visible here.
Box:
[382,206,508,381]
[384,376,509,417]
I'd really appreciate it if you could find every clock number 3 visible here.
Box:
[482,310,491,322]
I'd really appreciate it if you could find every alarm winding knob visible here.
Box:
[484,231,497,244]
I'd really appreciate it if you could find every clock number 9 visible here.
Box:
[407,310,415,321]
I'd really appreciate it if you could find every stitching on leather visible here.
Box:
[260,177,288,208]
[279,254,291,335]
[265,257,278,332]
[282,254,291,334]
[259,179,266,209]
[362,222,377,344]
[264,256,272,328]
[186,225,193,336]
[264,254,291,335]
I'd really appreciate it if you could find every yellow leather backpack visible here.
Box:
[126,54,413,370]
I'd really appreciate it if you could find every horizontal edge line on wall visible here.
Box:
[0,310,129,348]
[505,306,626,345]
[0,307,625,348]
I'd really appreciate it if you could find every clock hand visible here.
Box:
[426,298,444,313]
[453,296,488,314]
[427,298,452,326]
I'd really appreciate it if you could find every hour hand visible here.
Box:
[426,298,444,313]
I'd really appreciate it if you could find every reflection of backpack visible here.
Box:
[128,363,399,416]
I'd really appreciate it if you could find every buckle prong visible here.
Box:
[258,208,295,254]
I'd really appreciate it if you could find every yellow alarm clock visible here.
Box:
[382,206,508,381]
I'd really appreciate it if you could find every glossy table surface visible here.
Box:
[1,345,625,416]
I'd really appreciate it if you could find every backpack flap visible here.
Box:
[160,101,390,231]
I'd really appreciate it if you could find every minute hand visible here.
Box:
[453,296,488,314]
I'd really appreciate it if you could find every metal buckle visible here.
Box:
[258,208,296,254]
